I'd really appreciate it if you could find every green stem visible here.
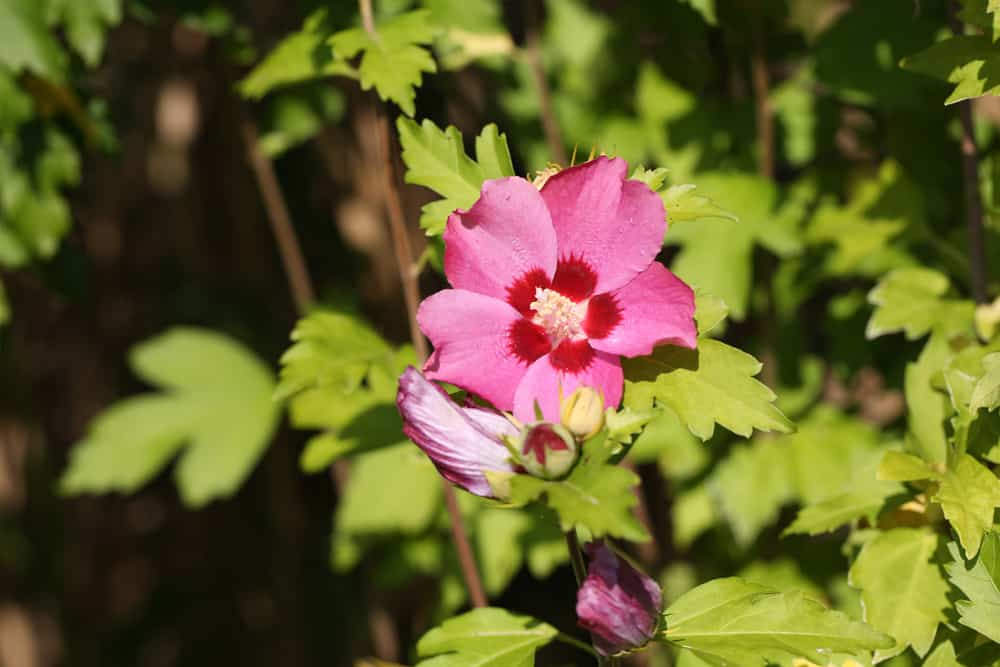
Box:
[556,632,598,657]
[565,530,587,586]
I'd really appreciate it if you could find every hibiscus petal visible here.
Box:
[397,367,516,498]
[587,262,697,357]
[512,350,623,422]
[418,289,530,410]
[541,157,666,294]
[444,177,558,300]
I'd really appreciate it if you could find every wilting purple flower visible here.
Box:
[396,366,517,497]
[576,543,663,656]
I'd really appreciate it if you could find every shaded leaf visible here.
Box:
[415,607,557,667]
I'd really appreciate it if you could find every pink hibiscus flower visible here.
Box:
[417,156,696,422]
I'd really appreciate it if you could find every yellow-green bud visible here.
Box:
[560,386,605,440]
[519,423,579,479]
[976,297,1000,341]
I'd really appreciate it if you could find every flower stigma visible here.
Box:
[529,287,587,344]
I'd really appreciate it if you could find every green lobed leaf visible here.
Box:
[783,489,897,537]
[0,0,66,79]
[506,434,649,542]
[238,10,356,100]
[415,607,557,667]
[328,10,437,116]
[933,454,1000,559]
[276,310,394,400]
[970,353,1000,413]
[848,528,949,660]
[905,331,952,465]
[945,532,1000,643]
[397,118,514,234]
[46,0,123,67]
[662,577,893,667]
[901,35,1000,105]
[866,268,975,340]
[623,339,793,441]
[61,328,280,507]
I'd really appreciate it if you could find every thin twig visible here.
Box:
[749,16,774,180]
[949,3,990,303]
[625,462,658,568]
[524,0,568,164]
[241,121,316,314]
[556,632,599,657]
[359,0,486,608]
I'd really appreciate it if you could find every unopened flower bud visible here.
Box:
[577,543,663,656]
[560,386,605,440]
[519,423,579,479]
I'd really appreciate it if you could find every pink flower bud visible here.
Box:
[518,423,579,479]
[576,543,663,656]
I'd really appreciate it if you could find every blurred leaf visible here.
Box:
[902,35,1000,105]
[673,486,717,548]
[61,328,280,507]
[662,184,739,226]
[257,85,345,158]
[238,10,355,100]
[624,339,793,441]
[415,607,557,666]
[46,0,123,66]
[628,407,707,482]
[507,434,648,542]
[932,454,1000,559]
[783,489,896,537]
[665,172,799,320]
[679,0,717,25]
[397,118,514,234]
[329,10,436,116]
[475,508,529,596]
[773,63,817,167]
[335,442,441,538]
[738,559,825,599]
[970,353,1000,412]
[944,532,1000,643]
[866,268,974,340]
[710,438,795,547]
[0,0,65,79]
[877,450,939,482]
[662,578,893,667]
[805,161,917,277]
[693,290,729,337]
[848,528,949,660]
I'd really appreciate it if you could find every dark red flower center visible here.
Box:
[505,256,622,373]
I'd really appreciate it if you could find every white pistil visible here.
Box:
[529,288,587,344]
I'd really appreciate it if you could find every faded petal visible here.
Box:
[444,177,558,300]
[576,543,663,656]
[541,157,665,294]
[396,367,517,497]
[512,349,623,423]
[586,262,697,357]
[418,289,530,411]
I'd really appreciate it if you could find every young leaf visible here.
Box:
[877,450,941,481]
[945,532,1000,643]
[415,607,557,666]
[662,578,893,667]
[933,454,1000,559]
[506,435,649,542]
[397,118,515,234]
[623,339,793,441]
[328,10,437,116]
[237,10,355,99]
[0,0,66,79]
[783,489,898,537]
[848,528,949,660]
[276,310,394,400]
[866,268,974,340]
[660,184,738,225]
[61,328,280,507]
[905,331,952,465]
[970,352,1000,413]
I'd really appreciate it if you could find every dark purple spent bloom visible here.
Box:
[576,542,663,656]
[396,366,517,498]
